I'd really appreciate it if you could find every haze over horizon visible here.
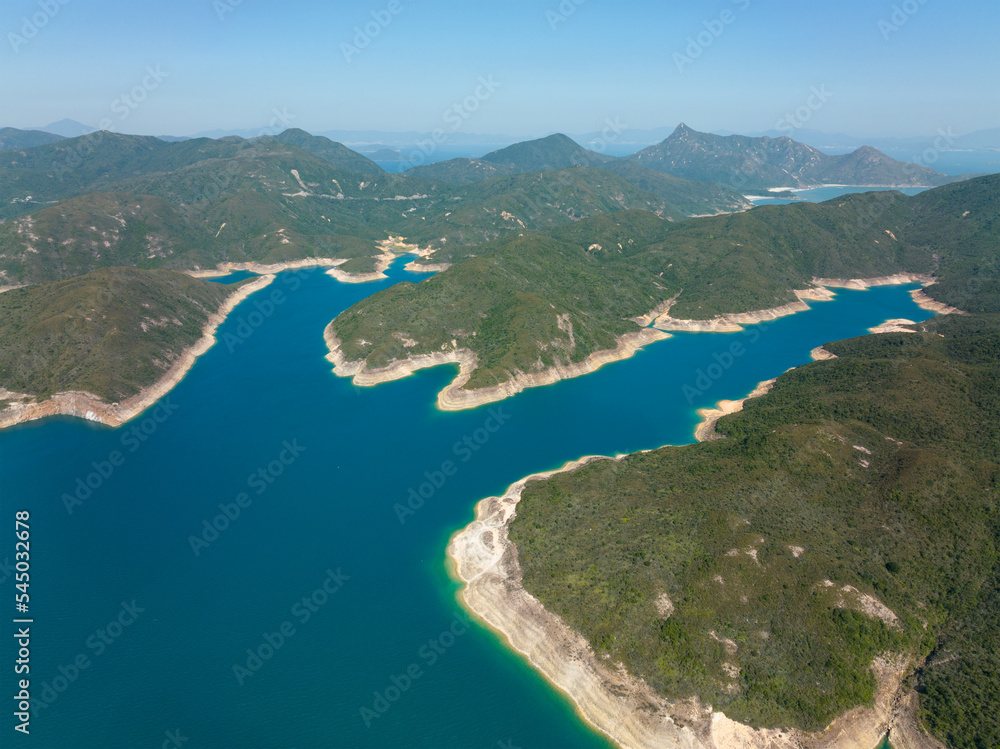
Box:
[2,0,998,141]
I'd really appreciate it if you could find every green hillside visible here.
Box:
[269,128,385,174]
[0,130,760,283]
[0,267,236,402]
[403,134,751,216]
[0,127,65,151]
[328,175,999,391]
[510,311,999,744]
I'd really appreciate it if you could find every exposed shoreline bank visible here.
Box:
[652,273,953,333]
[694,378,777,442]
[325,273,964,413]
[324,325,671,412]
[0,274,276,431]
[448,376,945,748]
[184,257,351,278]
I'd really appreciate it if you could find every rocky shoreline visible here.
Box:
[184,257,351,278]
[448,383,946,748]
[325,272,966,413]
[693,378,777,442]
[652,273,963,333]
[0,274,276,430]
[324,325,670,411]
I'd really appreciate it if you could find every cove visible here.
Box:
[0,260,934,748]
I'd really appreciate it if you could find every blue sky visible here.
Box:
[1,0,997,138]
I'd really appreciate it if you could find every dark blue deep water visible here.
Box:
[0,263,933,748]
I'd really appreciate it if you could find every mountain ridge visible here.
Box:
[631,123,966,190]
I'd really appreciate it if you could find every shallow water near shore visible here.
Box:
[0,262,933,748]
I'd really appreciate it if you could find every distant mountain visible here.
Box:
[366,148,404,161]
[630,123,963,190]
[401,134,749,215]
[0,127,65,151]
[268,128,384,174]
[481,133,617,172]
[316,129,521,147]
[0,128,750,284]
[404,133,614,183]
[953,126,1000,150]
[39,118,96,137]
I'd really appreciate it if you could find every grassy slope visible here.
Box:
[510,312,999,742]
[0,267,235,402]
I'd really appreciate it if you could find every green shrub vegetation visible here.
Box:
[510,312,999,740]
[0,267,237,401]
[330,174,999,392]
[0,131,749,285]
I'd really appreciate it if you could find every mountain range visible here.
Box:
[16,118,1000,152]
[630,123,972,190]
[0,128,753,286]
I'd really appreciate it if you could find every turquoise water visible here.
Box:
[750,185,929,206]
[0,262,933,747]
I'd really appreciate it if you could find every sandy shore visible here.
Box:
[325,324,670,411]
[868,319,918,334]
[810,345,838,361]
[448,455,942,749]
[184,257,350,278]
[653,274,964,333]
[908,288,967,316]
[447,330,954,746]
[694,378,777,442]
[0,274,276,430]
[403,260,452,273]
[326,246,396,284]
[653,287,837,332]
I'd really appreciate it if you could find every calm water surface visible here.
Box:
[0,262,933,747]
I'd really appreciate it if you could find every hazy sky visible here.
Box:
[2,0,997,138]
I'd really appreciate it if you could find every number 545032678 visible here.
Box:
[15,510,30,612]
